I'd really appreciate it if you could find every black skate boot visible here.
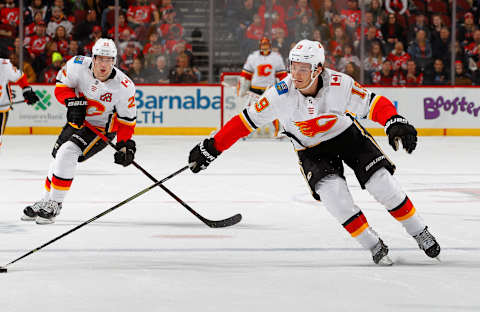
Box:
[414,226,441,259]
[36,200,62,225]
[21,200,46,221]
[371,239,393,266]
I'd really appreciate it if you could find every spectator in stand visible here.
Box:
[164,25,190,54]
[0,0,19,27]
[159,8,184,40]
[405,60,424,85]
[258,0,285,27]
[458,12,476,47]
[380,13,405,54]
[118,41,138,72]
[107,13,135,40]
[143,31,161,55]
[432,27,451,65]
[128,57,148,84]
[83,26,103,55]
[357,25,384,55]
[272,28,290,58]
[25,11,44,37]
[353,11,376,47]
[64,39,79,61]
[429,14,444,46]
[144,41,167,67]
[158,0,174,16]
[169,53,198,83]
[341,0,361,38]
[367,0,385,23]
[407,29,432,73]
[407,12,430,45]
[127,0,158,27]
[286,0,313,35]
[329,26,349,60]
[53,25,69,55]
[25,0,48,25]
[73,9,100,46]
[272,11,289,38]
[245,14,264,52]
[24,21,50,63]
[228,0,257,46]
[48,0,72,17]
[387,41,410,72]
[424,58,449,85]
[147,55,170,83]
[169,40,193,66]
[337,44,361,72]
[46,6,73,38]
[454,60,473,85]
[328,13,345,40]
[39,51,63,83]
[294,13,314,42]
[9,51,37,83]
[364,41,385,83]
[344,61,360,80]
[372,60,394,85]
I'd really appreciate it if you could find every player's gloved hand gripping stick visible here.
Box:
[84,121,242,228]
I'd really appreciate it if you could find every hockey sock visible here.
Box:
[365,168,425,236]
[42,160,56,200]
[316,174,379,250]
[273,119,280,137]
[49,141,81,203]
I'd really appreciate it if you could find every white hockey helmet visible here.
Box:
[288,39,325,72]
[92,38,117,64]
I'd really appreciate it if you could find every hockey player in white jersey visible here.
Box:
[189,40,440,265]
[22,38,137,224]
[0,58,39,148]
[238,37,287,137]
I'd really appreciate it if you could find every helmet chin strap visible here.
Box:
[294,68,322,92]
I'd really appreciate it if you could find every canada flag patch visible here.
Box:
[330,74,341,86]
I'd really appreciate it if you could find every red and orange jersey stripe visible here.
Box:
[368,95,397,126]
[343,211,369,237]
[240,69,253,80]
[45,177,51,192]
[51,174,73,191]
[276,71,288,80]
[389,197,416,221]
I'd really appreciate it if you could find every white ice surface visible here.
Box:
[0,135,479,312]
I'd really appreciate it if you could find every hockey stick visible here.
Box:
[0,167,188,271]
[84,121,242,228]
[0,100,27,108]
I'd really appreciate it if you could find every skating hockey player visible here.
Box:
[237,37,287,138]
[22,38,137,224]
[0,58,40,148]
[189,39,440,265]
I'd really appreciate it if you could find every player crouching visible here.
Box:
[22,38,137,224]
[188,40,440,265]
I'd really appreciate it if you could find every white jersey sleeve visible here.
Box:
[243,53,255,75]
[242,85,280,128]
[343,77,377,119]
[273,52,286,74]
[114,73,137,126]
[0,59,25,107]
[56,55,86,91]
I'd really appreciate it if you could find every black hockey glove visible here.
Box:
[188,138,221,173]
[22,86,39,105]
[114,139,136,167]
[65,96,88,126]
[385,115,417,154]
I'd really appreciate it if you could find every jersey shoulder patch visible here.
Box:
[330,74,342,86]
[275,81,288,95]
[73,56,85,64]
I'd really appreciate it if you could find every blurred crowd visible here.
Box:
[1,0,479,85]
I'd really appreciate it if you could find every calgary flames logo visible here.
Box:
[294,115,338,137]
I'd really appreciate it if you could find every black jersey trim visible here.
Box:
[389,196,408,212]
[242,108,258,129]
[117,114,136,122]
[342,211,364,227]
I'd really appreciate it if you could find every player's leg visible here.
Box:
[365,168,440,258]
[0,111,8,150]
[21,160,55,221]
[298,150,392,265]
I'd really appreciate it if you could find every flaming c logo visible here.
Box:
[86,99,106,116]
[257,64,272,76]
[295,115,338,137]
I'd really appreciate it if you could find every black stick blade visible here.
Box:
[207,213,242,228]
[0,266,7,273]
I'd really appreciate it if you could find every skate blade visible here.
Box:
[377,255,394,266]
[435,256,441,262]
[21,215,37,221]
[35,216,55,225]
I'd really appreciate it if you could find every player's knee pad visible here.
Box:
[298,150,344,200]
[55,141,83,161]
[365,168,405,209]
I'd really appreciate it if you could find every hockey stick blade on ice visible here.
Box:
[85,121,242,228]
[0,100,28,108]
[1,170,187,272]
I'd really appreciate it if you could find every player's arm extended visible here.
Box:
[115,80,137,143]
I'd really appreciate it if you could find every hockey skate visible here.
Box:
[414,226,441,259]
[371,239,393,266]
[21,200,46,221]
[36,200,62,224]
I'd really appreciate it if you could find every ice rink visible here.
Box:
[0,134,479,312]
